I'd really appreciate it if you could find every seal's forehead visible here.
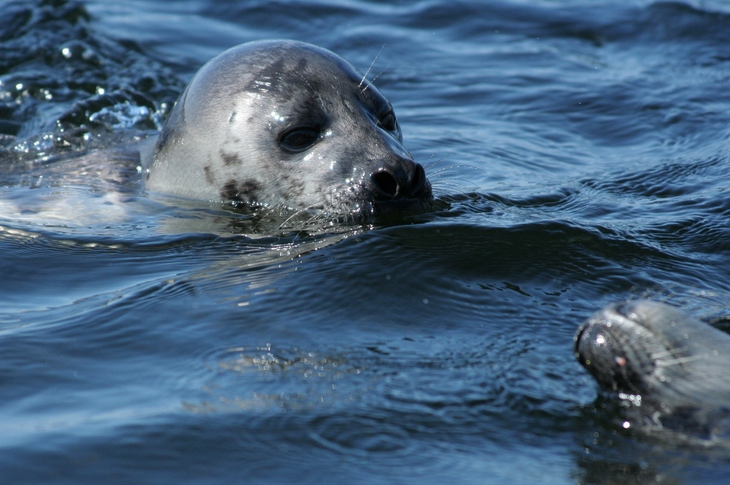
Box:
[239,42,359,92]
[185,40,394,122]
[238,41,392,110]
[245,41,359,76]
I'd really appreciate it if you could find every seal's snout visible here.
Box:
[370,161,430,201]
[575,304,661,396]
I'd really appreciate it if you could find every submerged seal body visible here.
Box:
[575,300,730,439]
[144,40,432,220]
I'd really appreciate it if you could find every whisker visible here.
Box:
[647,349,677,360]
[430,182,473,195]
[427,164,487,181]
[363,64,391,94]
[302,211,329,227]
[655,354,705,367]
[427,143,448,159]
[422,152,454,171]
[359,44,386,91]
[277,204,322,230]
[250,206,275,232]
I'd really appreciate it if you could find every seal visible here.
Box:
[144,40,432,220]
[575,300,730,440]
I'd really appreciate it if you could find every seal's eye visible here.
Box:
[379,112,397,132]
[279,126,320,153]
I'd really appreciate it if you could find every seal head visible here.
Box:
[145,40,432,221]
[575,300,730,439]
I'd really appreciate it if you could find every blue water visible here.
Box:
[2,0,730,483]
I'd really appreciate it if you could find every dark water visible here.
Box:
[2,0,730,483]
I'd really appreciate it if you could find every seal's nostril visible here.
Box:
[371,170,399,198]
[410,164,425,196]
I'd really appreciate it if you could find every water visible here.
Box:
[2,0,730,483]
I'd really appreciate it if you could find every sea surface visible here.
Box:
[2,0,730,483]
